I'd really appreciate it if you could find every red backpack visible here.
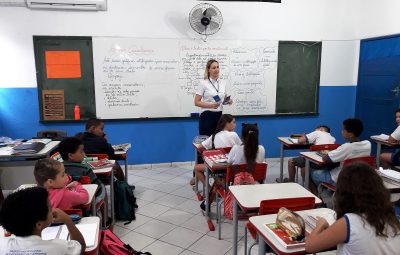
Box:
[224,172,257,220]
[100,229,152,255]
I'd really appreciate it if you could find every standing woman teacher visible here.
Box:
[191,59,232,185]
[195,59,231,136]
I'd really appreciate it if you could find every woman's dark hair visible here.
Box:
[58,137,83,160]
[0,187,49,236]
[241,123,259,170]
[204,59,218,79]
[335,162,400,237]
[211,114,234,149]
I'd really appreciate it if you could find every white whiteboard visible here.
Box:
[92,37,278,119]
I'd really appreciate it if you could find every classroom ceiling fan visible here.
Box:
[189,3,223,40]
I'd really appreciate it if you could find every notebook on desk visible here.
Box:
[42,223,97,247]
[12,142,46,154]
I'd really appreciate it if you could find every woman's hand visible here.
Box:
[210,102,221,109]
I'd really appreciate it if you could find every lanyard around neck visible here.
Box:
[208,78,219,93]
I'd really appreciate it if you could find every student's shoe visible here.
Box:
[275,177,290,183]
[200,200,206,211]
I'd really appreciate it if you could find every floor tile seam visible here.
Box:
[157,232,208,250]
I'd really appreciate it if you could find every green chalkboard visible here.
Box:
[33,36,96,121]
[275,41,321,114]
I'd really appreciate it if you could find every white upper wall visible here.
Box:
[0,0,396,88]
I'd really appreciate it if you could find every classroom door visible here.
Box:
[356,36,400,143]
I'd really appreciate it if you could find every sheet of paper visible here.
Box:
[76,223,97,247]
[42,226,60,241]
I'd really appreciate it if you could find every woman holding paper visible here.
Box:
[194,59,232,137]
[191,59,232,185]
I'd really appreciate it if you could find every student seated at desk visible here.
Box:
[278,125,336,183]
[380,109,400,168]
[305,163,400,255]
[227,123,265,166]
[0,187,86,255]
[76,118,125,181]
[58,137,108,219]
[194,114,242,186]
[34,158,89,210]
[310,118,371,194]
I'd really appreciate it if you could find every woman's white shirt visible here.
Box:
[201,130,241,150]
[227,145,265,165]
[196,78,226,112]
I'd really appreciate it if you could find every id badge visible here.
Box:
[213,95,221,102]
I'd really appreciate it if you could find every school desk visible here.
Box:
[203,149,230,231]
[0,141,60,190]
[93,160,115,226]
[277,137,311,182]
[77,184,99,217]
[370,135,400,167]
[114,150,129,181]
[299,151,325,190]
[229,183,322,255]
[249,208,335,255]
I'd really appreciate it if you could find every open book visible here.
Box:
[112,143,131,151]
[87,159,114,169]
[378,168,400,183]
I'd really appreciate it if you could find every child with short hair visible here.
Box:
[77,118,125,181]
[279,125,336,183]
[0,187,86,254]
[310,118,371,194]
[34,158,89,210]
[227,123,265,168]
[58,137,108,219]
[305,162,400,254]
[380,108,400,168]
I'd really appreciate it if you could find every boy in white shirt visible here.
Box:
[310,118,371,194]
[0,187,86,255]
[380,108,400,168]
[278,125,336,183]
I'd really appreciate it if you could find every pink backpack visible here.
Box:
[224,172,257,220]
[100,229,152,255]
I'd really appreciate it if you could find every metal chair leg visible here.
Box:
[244,226,247,255]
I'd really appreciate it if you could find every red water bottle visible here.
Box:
[74,105,80,120]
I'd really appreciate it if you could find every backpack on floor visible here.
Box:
[114,180,138,224]
[100,229,152,255]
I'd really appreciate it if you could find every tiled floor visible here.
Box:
[114,158,336,255]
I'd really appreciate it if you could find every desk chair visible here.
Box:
[215,163,268,240]
[244,197,316,255]
[317,156,376,204]
[36,130,67,140]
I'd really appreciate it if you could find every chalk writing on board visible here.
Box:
[93,38,278,118]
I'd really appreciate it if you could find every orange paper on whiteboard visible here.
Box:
[45,51,81,78]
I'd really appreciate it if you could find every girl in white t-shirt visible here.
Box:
[194,114,241,186]
[380,108,400,168]
[227,123,265,168]
[305,162,400,255]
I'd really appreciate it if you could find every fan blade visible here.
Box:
[191,8,204,19]
[208,20,221,31]
[193,22,206,33]
[204,7,218,18]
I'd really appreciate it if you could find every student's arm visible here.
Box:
[322,154,333,164]
[65,185,89,206]
[298,135,307,144]
[388,135,398,143]
[305,217,347,253]
[52,208,86,253]
[389,126,400,143]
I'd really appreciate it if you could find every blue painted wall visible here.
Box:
[0,86,356,164]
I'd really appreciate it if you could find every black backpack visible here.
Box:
[114,180,138,224]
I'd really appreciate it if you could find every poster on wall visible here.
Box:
[42,90,65,120]
[45,50,82,79]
